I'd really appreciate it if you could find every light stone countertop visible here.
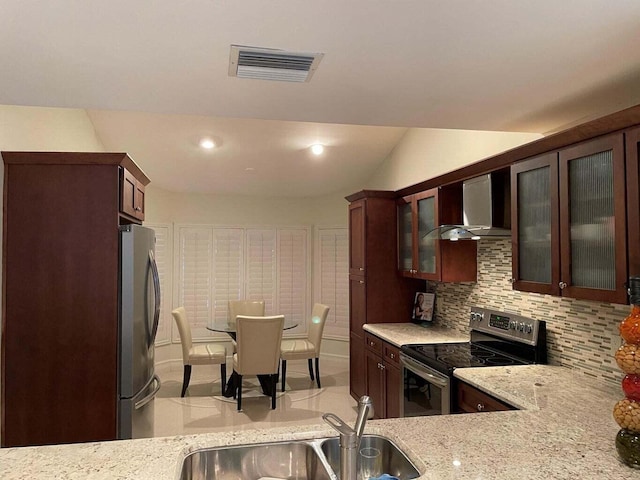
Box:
[1,331,635,479]
[363,322,468,346]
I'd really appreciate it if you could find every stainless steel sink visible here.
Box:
[178,440,333,480]
[321,434,420,480]
[178,435,420,480]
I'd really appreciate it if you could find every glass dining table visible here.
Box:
[207,318,299,398]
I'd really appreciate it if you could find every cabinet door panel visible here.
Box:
[365,349,384,419]
[397,197,413,274]
[350,332,366,400]
[511,153,560,295]
[349,200,366,275]
[627,126,640,277]
[349,274,366,334]
[559,134,627,303]
[416,192,437,276]
[385,363,401,419]
[121,168,138,218]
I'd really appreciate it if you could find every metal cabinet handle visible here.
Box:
[510,278,516,284]
[390,353,395,359]
[559,282,567,289]
[135,206,142,211]
[370,341,375,346]
[477,403,485,411]
[359,280,365,284]
[359,267,364,271]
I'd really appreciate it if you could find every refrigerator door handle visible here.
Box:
[134,374,161,410]
[148,249,161,345]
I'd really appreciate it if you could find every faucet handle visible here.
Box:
[322,413,355,436]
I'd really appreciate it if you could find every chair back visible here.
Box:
[228,300,265,328]
[235,315,284,375]
[171,307,192,364]
[308,303,330,355]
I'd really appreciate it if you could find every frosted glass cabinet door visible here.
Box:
[416,193,437,275]
[559,133,627,304]
[397,198,413,273]
[627,126,640,277]
[511,153,560,296]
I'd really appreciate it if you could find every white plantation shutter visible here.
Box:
[149,224,172,346]
[245,229,277,314]
[316,228,349,337]
[177,227,213,340]
[278,229,308,335]
[174,225,310,344]
[212,229,244,323]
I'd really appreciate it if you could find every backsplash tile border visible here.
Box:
[431,239,625,389]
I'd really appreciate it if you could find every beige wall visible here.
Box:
[366,128,542,191]
[0,105,105,152]
[145,185,350,227]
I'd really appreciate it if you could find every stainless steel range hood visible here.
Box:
[428,172,512,240]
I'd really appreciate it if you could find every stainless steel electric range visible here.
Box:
[399,306,547,416]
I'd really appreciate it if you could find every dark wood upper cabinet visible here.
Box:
[511,152,561,296]
[559,133,627,304]
[511,134,628,304]
[120,167,146,221]
[349,199,366,275]
[398,186,477,282]
[626,126,640,278]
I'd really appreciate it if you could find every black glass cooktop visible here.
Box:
[401,342,530,374]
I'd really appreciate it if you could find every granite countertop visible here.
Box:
[363,322,468,346]
[1,329,634,479]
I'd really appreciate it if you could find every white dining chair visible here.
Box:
[228,300,266,353]
[233,314,284,411]
[280,303,330,392]
[172,307,227,397]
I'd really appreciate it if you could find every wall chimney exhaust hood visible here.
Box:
[427,172,512,241]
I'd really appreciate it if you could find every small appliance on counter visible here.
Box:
[399,306,546,416]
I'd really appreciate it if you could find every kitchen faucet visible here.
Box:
[322,395,374,480]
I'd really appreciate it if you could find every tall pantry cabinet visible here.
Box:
[1,152,150,447]
[346,191,422,401]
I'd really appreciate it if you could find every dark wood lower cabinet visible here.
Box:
[365,349,385,419]
[349,332,366,400]
[364,333,401,419]
[456,381,514,413]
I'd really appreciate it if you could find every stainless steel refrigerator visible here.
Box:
[118,224,161,439]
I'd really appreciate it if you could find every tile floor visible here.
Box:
[153,356,357,438]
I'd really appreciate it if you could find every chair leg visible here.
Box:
[308,358,315,381]
[220,363,227,396]
[315,357,321,388]
[281,360,287,392]
[237,374,243,411]
[271,374,277,410]
[181,365,192,397]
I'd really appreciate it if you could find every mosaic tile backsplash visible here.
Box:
[431,239,626,388]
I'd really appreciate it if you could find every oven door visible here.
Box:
[400,353,450,416]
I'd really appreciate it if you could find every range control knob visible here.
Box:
[509,320,517,330]
[526,324,533,334]
[518,322,526,332]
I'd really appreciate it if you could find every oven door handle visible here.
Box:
[400,353,449,388]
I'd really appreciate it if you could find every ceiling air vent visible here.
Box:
[228,45,324,83]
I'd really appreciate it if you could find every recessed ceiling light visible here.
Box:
[310,144,324,155]
[200,138,215,149]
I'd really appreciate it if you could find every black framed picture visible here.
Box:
[412,292,435,321]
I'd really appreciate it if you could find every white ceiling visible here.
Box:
[2,1,640,195]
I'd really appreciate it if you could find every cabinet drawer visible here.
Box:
[383,343,400,367]
[457,381,514,413]
[364,333,383,354]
